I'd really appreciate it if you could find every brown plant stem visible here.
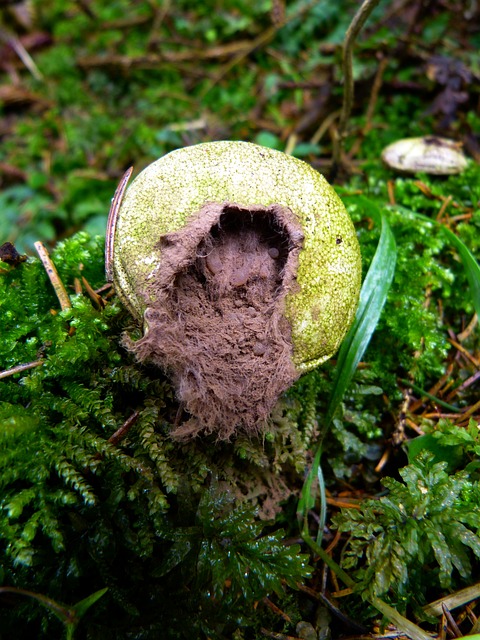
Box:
[34,241,72,311]
[348,54,389,158]
[108,411,140,446]
[0,586,73,622]
[0,359,44,379]
[332,0,382,169]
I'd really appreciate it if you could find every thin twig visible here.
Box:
[423,413,469,419]
[374,446,391,473]
[448,337,480,368]
[446,369,480,400]
[147,0,172,48]
[82,276,106,309]
[108,411,140,446]
[0,31,43,81]
[458,399,480,422]
[262,597,291,623]
[296,583,366,633]
[326,496,363,509]
[457,313,478,341]
[332,0,382,168]
[424,583,480,617]
[78,42,256,69]
[436,195,453,222]
[34,241,72,311]
[442,604,462,638]
[311,108,341,145]
[0,586,71,621]
[259,629,296,640]
[363,55,388,132]
[348,54,389,157]
[284,132,297,155]
[0,359,44,380]
[73,277,82,295]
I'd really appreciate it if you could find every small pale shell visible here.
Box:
[381,136,467,175]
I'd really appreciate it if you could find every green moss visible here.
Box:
[0,233,314,637]
[333,452,480,602]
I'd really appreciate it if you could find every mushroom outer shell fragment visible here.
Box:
[381,136,467,175]
[111,141,361,373]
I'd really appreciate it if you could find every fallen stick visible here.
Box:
[34,241,72,311]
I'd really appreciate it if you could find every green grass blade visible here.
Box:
[0,586,70,623]
[298,207,396,530]
[296,448,327,545]
[370,597,432,640]
[398,378,459,412]
[391,206,480,319]
[441,226,480,318]
[315,460,327,544]
[324,210,397,427]
[74,587,108,620]
[297,445,322,526]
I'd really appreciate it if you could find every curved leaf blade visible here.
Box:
[299,208,396,533]
[325,210,397,427]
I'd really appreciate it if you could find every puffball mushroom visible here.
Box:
[107,141,361,439]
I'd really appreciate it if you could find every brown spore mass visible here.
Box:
[131,202,304,440]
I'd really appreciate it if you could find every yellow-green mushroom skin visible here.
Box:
[110,141,361,438]
[112,141,361,370]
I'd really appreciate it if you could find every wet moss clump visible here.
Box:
[0,232,313,638]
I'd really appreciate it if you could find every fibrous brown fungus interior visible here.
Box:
[132,202,304,440]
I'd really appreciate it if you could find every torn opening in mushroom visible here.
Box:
[129,201,304,440]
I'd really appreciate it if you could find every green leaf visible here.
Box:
[398,378,459,413]
[441,225,480,318]
[254,131,282,149]
[407,418,480,470]
[299,205,396,537]
[194,480,311,601]
[297,445,322,523]
[152,538,193,577]
[424,522,453,586]
[407,433,464,470]
[292,142,322,157]
[72,587,108,621]
[325,207,397,428]
[0,585,106,639]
